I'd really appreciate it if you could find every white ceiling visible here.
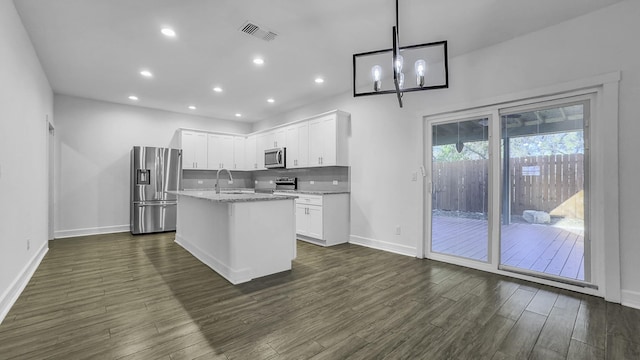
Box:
[14,0,622,123]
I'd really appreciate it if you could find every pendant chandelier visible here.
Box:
[353,0,449,108]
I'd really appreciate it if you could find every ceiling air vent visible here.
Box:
[239,21,278,42]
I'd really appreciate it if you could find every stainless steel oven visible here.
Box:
[265,147,286,168]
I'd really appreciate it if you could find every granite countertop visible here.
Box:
[271,189,350,195]
[182,187,255,192]
[168,190,296,203]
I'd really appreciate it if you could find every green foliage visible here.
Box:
[433,141,488,162]
[509,131,584,157]
[433,131,584,162]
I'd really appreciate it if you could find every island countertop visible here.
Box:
[168,190,297,203]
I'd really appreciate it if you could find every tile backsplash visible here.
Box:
[182,166,349,192]
[254,166,349,192]
[182,170,253,190]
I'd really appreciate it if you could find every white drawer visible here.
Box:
[295,194,323,206]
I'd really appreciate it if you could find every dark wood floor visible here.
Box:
[0,232,638,359]
[432,216,585,280]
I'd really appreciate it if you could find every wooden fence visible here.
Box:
[432,154,584,218]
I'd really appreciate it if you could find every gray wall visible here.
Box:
[53,95,252,237]
[0,0,53,322]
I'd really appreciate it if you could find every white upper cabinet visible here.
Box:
[308,111,349,167]
[273,128,286,148]
[232,136,245,171]
[181,130,207,169]
[175,110,348,171]
[285,122,309,168]
[207,134,234,170]
[245,135,257,170]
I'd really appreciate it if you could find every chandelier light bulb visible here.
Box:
[394,54,404,73]
[415,59,427,87]
[398,72,405,89]
[371,65,382,92]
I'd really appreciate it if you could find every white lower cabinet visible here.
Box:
[290,193,349,247]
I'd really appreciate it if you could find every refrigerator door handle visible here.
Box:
[155,152,162,198]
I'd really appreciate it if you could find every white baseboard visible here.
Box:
[349,235,416,257]
[0,241,48,325]
[175,234,252,285]
[621,290,640,310]
[54,224,129,239]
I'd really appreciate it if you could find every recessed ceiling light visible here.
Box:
[128,95,139,101]
[253,58,264,65]
[213,87,223,93]
[140,70,153,78]
[267,98,275,103]
[188,105,196,110]
[315,77,324,84]
[161,28,176,37]
[235,113,242,117]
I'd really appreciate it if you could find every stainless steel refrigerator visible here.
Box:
[130,146,182,234]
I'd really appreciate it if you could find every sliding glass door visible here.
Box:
[425,95,594,290]
[430,117,490,262]
[499,100,589,284]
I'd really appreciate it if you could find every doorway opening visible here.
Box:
[47,119,54,241]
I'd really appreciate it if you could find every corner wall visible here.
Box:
[53,95,252,238]
[0,0,53,323]
[252,0,640,307]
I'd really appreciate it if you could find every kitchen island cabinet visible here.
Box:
[170,190,297,284]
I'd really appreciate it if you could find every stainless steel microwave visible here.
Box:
[265,147,286,168]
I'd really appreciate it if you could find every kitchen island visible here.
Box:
[169,190,297,284]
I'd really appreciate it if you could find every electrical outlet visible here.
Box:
[255,180,258,184]
[411,172,418,181]
[332,180,338,185]
[310,180,315,185]
[269,180,273,184]
[228,180,233,184]
[197,180,203,184]
[395,226,401,235]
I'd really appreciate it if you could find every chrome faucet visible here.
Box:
[215,168,233,194]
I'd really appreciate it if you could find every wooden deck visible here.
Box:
[432,215,585,281]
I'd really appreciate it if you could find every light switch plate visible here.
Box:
[310,180,315,185]
[198,180,203,184]
[332,180,338,185]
